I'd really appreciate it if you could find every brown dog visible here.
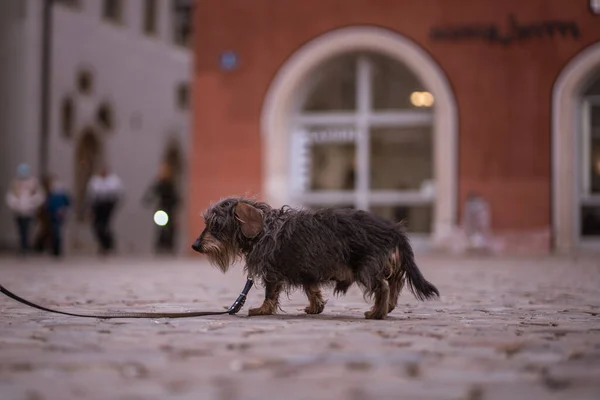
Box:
[192,197,439,319]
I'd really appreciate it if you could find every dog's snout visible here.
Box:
[191,238,202,253]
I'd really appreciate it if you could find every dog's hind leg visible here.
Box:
[387,249,405,313]
[387,273,405,314]
[303,283,326,314]
[248,281,283,316]
[364,279,390,320]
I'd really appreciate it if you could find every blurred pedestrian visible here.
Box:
[45,175,71,257]
[142,163,180,254]
[86,165,124,256]
[33,175,53,254]
[5,163,45,255]
[462,191,491,252]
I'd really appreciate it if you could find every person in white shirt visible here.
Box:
[5,163,45,255]
[86,165,124,255]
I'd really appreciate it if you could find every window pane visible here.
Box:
[581,206,600,237]
[371,205,433,234]
[176,82,190,110]
[103,0,122,22]
[371,52,430,110]
[143,0,157,34]
[172,0,192,47]
[61,96,74,138]
[292,125,357,192]
[369,126,433,191]
[302,54,357,112]
[309,141,356,191]
[77,68,93,95]
[584,72,600,95]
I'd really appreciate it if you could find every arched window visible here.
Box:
[289,51,435,234]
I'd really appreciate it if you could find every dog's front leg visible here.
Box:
[303,283,326,314]
[248,281,282,316]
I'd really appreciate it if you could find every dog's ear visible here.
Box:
[234,202,263,238]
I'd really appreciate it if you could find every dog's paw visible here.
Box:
[364,310,386,320]
[304,303,325,315]
[248,307,274,316]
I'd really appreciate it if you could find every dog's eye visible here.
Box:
[209,221,222,235]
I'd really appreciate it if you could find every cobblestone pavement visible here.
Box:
[1,254,599,400]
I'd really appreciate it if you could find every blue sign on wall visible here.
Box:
[220,51,239,71]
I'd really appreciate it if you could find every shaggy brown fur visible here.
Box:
[192,197,439,319]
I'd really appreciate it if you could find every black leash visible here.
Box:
[0,278,254,319]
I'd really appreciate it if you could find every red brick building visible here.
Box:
[189,0,600,254]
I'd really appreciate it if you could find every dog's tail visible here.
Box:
[396,225,440,301]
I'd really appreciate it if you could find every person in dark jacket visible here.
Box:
[33,175,53,254]
[45,176,71,257]
[142,163,180,254]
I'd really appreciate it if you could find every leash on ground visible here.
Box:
[0,278,254,319]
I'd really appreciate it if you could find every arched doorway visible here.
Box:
[261,27,458,249]
[74,128,103,221]
[553,42,600,253]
